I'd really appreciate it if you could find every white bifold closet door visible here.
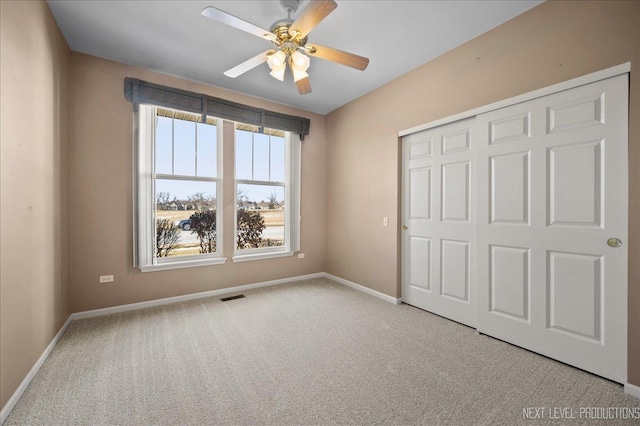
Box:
[402,118,477,328]
[476,74,628,383]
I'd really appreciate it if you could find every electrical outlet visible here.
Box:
[383,217,389,227]
[99,275,114,283]
[297,253,305,259]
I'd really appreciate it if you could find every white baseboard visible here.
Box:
[70,272,401,321]
[70,272,326,320]
[0,316,72,425]
[324,273,401,305]
[625,382,640,399]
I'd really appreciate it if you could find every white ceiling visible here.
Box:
[47,0,543,115]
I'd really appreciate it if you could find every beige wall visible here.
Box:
[68,53,326,312]
[0,1,71,409]
[325,0,640,385]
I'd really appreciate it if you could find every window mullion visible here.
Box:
[171,117,175,175]
[195,120,198,177]
[268,134,272,181]
[251,131,255,180]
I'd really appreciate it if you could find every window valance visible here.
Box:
[123,77,310,140]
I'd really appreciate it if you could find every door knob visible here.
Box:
[607,238,622,248]
[402,225,408,230]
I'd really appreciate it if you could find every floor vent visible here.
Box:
[220,294,245,302]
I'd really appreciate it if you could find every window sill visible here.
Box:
[232,251,294,263]
[139,257,227,273]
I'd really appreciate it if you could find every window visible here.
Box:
[233,124,300,262]
[135,105,300,271]
[135,105,224,271]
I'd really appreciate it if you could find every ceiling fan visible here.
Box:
[201,0,369,95]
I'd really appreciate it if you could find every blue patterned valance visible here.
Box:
[123,78,310,140]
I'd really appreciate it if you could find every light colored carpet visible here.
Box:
[5,278,638,425]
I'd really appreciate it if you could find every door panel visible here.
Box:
[476,74,628,382]
[442,128,471,154]
[489,112,531,144]
[547,251,601,341]
[490,245,529,322]
[547,93,603,133]
[490,151,530,224]
[402,118,476,327]
[409,137,433,159]
[440,239,470,302]
[409,167,431,219]
[409,237,431,291]
[548,140,602,227]
[441,161,470,222]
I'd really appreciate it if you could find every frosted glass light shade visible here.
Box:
[267,50,287,70]
[270,66,286,81]
[291,51,310,71]
[291,68,309,82]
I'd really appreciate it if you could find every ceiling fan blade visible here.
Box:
[295,77,312,95]
[306,44,369,71]
[202,6,276,40]
[288,0,337,39]
[224,50,276,78]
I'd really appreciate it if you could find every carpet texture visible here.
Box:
[6,278,639,425]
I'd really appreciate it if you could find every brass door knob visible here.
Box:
[402,225,408,230]
[607,238,622,248]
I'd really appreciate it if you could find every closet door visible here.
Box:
[476,75,628,382]
[402,118,476,327]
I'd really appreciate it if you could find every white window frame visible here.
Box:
[134,105,226,272]
[232,128,301,263]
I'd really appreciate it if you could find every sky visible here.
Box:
[155,117,285,203]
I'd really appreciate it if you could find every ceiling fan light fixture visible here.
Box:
[290,50,310,82]
[267,50,287,81]
[267,50,287,70]
[292,68,309,82]
[203,0,368,95]
[270,66,286,81]
[291,50,310,71]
